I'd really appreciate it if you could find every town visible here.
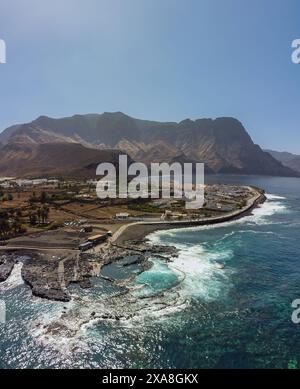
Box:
[0,176,262,253]
[0,175,265,303]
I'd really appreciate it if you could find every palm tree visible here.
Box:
[11,220,21,234]
[29,212,37,226]
[37,208,41,224]
[41,206,49,223]
[0,218,10,238]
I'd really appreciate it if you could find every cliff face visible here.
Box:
[0,112,298,177]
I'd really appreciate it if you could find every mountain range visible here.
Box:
[265,150,300,174]
[0,112,298,178]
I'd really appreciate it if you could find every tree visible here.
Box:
[0,217,10,238]
[37,208,42,224]
[40,191,48,204]
[41,206,49,223]
[11,220,21,234]
[29,212,37,226]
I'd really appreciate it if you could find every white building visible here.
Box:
[115,213,130,220]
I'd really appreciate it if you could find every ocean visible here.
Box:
[1,175,300,369]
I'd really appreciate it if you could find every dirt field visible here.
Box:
[6,229,81,249]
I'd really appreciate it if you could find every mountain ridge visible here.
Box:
[265,149,300,174]
[0,141,127,179]
[0,112,298,178]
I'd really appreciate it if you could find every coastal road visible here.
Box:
[0,246,79,253]
[0,188,263,255]
[108,188,263,244]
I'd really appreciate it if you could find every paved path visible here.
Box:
[0,246,79,253]
[58,252,80,290]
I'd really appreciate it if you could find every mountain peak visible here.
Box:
[178,119,196,127]
[102,111,128,117]
[36,115,51,121]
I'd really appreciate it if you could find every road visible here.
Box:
[0,188,263,254]
[106,188,263,243]
[0,246,79,253]
[88,187,263,252]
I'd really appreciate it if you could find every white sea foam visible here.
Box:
[250,195,287,220]
[149,193,288,241]
[265,194,287,200]
[0,262,24,291]
[168,245,232,301]
[113,193,288,319]
[147,193,289,304]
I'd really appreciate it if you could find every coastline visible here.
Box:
[0,187,266,303]
[114,188,266,245]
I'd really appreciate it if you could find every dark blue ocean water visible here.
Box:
[1,175,300,368]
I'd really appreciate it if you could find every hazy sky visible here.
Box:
[0,0,300,152]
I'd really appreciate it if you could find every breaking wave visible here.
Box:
[0,262,24,291]
[145,193,288,306]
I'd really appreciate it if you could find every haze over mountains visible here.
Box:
[265,150,300,174]
[0,112,297,178]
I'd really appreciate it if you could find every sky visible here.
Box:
[0,0,300,153]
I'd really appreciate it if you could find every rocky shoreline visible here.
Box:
[0,253,17,282]
[0,241,178,302]
[0,190,266,303]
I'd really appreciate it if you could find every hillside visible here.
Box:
[0,141,125,179]
[265,150,300,174]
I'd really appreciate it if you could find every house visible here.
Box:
[161,210,187,220]
[115,213,130,220]
[205,202,234,212]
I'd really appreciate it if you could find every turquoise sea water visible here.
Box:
[1,175,300,368]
